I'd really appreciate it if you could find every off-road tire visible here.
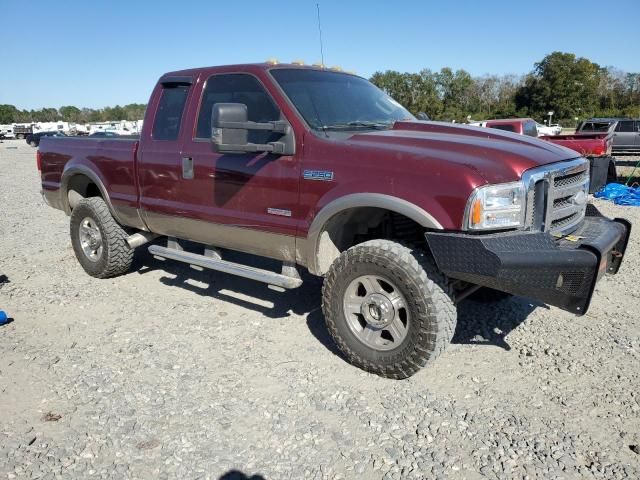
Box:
[469,287,513,304]
[322,240,457,379]
[70,197,133,278]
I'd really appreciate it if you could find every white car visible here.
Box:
[536,122,562,136]
[549,123,563,135]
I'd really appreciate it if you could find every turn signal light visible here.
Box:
[471,199,482,226]
[36,150,42,172]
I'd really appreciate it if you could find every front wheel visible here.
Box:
[322,240,457,379]
[70,197,133,278]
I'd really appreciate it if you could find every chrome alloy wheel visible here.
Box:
[342,275,410,351]
[79,217,103,262]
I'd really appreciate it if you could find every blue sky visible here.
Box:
[2,0,639,110]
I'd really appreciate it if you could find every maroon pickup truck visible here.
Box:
[39,63,631,379]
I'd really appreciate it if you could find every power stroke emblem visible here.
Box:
[267,208,292,217]
[303,170,334,181]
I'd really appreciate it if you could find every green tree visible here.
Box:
[516,51,603,123]
[0,104,20,123]
[123,103,147,121]
[59,105,82,122]
[435,68,474,121]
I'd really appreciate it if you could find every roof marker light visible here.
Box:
[291,59,305,65]
[265,58,279,65]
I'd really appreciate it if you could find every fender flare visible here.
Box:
[303,193,444,275]
[61,165,125,224]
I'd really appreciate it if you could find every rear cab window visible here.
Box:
[488,124,516,133]
[152,85,189,140]
[582,121,614,132]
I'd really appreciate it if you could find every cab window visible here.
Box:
[616,120,635,133]
[523,121,538,137]
[152,85,189,141]
[583,121,613,132]
[488,124,516,133]
[196,74,280,144]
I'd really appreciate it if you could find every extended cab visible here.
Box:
[39,63,631,379]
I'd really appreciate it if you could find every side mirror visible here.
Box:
[211,103,295,155]
[416,112,430,121]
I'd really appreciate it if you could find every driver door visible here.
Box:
[176,72,301,260]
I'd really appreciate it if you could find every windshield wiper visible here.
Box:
[321,121,394,131]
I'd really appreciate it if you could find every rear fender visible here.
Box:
[61,165,125,225]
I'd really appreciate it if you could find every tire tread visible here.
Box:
[70,197,133,278]
[321,239,457,379]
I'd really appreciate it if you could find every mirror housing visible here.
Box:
[211,103,295,155]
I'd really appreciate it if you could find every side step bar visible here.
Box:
[148,245,303,290]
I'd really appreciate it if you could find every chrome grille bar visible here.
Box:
[522,158,590,235]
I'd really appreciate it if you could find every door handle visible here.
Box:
[182,157,193,179]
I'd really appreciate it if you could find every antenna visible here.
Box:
[316,3,325,66]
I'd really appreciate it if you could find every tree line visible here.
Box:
[1,52,638,126]
[0,103,146,124]
[371,51,639,125]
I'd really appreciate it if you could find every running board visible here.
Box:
[148,245,303,290]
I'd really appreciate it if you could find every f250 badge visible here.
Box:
[303,170,334,181]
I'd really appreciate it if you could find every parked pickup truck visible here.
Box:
[39,63,631,379]
[484,118,616,193]
[577,118,640,153]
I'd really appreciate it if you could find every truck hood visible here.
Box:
[348,121,580,184]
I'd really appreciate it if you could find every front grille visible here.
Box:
[554,170,588,188]
[551,212,581,231]
[553,196,573,209]
[523,158,590,235]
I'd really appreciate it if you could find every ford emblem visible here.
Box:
[571,190,587,206]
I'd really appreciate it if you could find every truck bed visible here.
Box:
[39,136,142,228]
[540,132,611,156]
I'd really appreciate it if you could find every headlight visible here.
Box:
[465,181,525,230]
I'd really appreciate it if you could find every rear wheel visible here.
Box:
[322,240,457,379]
[29,140,36,147]
[70,197,133,278]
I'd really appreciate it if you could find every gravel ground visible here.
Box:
[1,139,639,479]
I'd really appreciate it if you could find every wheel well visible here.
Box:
[67,174,102,209]
[315,207,427,274]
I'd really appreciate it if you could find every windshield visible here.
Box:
[270,69,414,131]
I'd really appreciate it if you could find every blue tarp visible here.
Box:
[594,183,640,206]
